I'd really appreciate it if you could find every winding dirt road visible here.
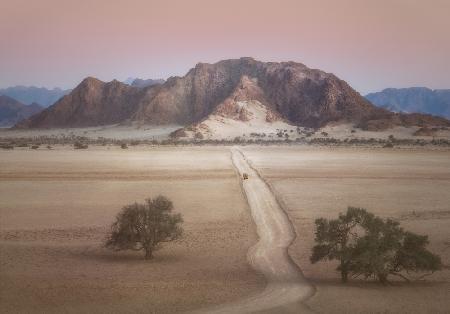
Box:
[190,147,315,314]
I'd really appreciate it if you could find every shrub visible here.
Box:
[106,195,183,259]
[194,132,204,140]
[74,142,88,149]
[31,145,39,150]
[170,128,187,139]
[120,143,128,149]
[1,144,14,150]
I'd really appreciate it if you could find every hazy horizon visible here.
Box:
[1,0,449,94]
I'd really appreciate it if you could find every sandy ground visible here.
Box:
[2,145,450,314]
[0,147,265,314]
[189,101,298,140]
[0,124,181,140]
[243,146,450,314]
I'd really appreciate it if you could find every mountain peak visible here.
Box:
[79,77,103,87]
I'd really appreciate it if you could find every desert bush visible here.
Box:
[311,207,442,284]
[321,131,329,137]
[233,136,242,143]
[106,195,183,259]
[170,128,187,139]
[194,132,204,140]
[74,141,88,149]
[120,143,128,149]
[1,144,14,150]
[31,145,39,149]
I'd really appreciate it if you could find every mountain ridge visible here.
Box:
[366,87,450,119]
[15,58,450,130]
[0,95,44,127]
[0,86,71,107]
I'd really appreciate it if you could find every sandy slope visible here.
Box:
[191,148,315,314]
[188,100,298,140]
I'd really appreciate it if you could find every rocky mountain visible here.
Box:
[0,86,71,107]
[16,58,450,130]
[0,95,43,127]
[16,78,143,128]
[366,87,450,119]
[174,75,294,139]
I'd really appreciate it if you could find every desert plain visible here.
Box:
[1,145,449,314]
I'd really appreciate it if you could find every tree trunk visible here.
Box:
[341,268,348,283]
[340,260,349,283]
[144,247,153,260]
[378,274,388,285]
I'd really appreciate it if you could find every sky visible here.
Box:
[1,0,449,94]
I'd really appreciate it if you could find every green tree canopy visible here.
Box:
[106,195,183,259]
[311,207,442,284]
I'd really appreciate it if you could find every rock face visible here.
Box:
[212,76,280,122]
[0,95,43,127]
[16,58,450,129]
[16,78,143,128]
[366,87,450,119]
[131,58,391,127]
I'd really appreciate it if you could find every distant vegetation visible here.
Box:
[106,195,183,260]
[311,207,442,284]
[1,132,450,148]
[74,141,88,149]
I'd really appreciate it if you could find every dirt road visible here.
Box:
[191,147,315,313]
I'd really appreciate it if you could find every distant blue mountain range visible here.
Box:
[366,87,450,119]
[0,86,71,107]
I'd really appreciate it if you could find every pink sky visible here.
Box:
[1,0,449,94]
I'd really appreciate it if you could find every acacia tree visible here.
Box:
[350,215,442,284]
[310,207,367,282]
[106,195,183,259]
[311,207,442,284]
